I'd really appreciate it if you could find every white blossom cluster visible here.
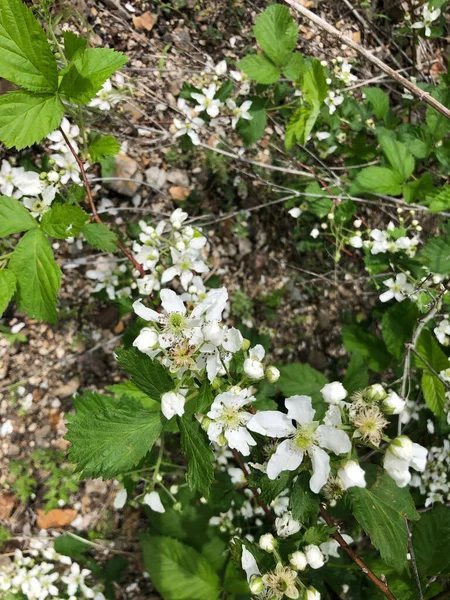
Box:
[88,73,131,112]
[0,543,105,600]
[411,436,450,506]
[411,2,441,37]
[86,257,131,301]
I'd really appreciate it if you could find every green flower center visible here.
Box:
[168,312,185,334]
[294,423,316,450]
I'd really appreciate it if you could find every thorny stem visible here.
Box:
[320,505,398,600]
[59,126,146,277]
[231,448,397,599]
[404,516,424,600]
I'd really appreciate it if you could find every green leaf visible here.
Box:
[420,236,450,274]
[0,91,64,150]
[89,135,121,162]
[413,504,450,577]
[378,135,415,181]
[236,99,267,145]
[290,473,320,522]
[302,524,336,546]
[0,270,16,316]
[141,536,220,600]
[342,353,369,393]
[116,347,173,401]
[347,471,419,571]
[41,204,89,239]
[285,106,319,150]
[179,415,215,498]
[281,52,308,81]
[105,381,160,411]
[247,470,293,504]
[426,86,450,141]
[353,167,404,196]
[238,54,280,84]
[415,329,449,372]
[253,4,298,67]
[302,60,328,107]
[0,196,37,236]
[381,300,419,359]
[66,405,163,479]
[362,87,389,119]
[421,372,445,417]
[63,31,87,61]
[278,362,327,406]
[59,48,128,104]
[428,185,450,213]
[194,381,214,413]
[81,222,118,252]
[73,391,119,418]
[342,324,390,372]
[0,0,58,91]
[9,228,61,324]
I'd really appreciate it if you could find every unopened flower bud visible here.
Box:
[241,338,251,351]
[265,365,280,383]
[304,544,324,569]
[321,381,347,405]
[39,171,47,180]
[200,416,212,432]
[244,358,264,380]
[259,533,277,552]
[382,391,406,415]
[249,575,264,594]
[217,433,227,446]
[366,383,386,402]
[290,550,307,570]
[306,586,321,600]
[389,436,413,460]
[173,502,182,512]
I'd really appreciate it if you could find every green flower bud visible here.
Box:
[265,365,280,383]
[173,502,182,512]
[249,575,264,594]
[367,383,386,402]
[241,338,251,351]
[39,172,47,180]
[200,416,212,432]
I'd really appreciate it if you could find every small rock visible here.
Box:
[171,27,191,51]
[55,377,80,398]
[169,186,189,201]
[106,154,143,197]
[37,508,78,529]
[0,493,16,520]
[145,166,167,189]
[132,11,155,31]
[122,101,143,123]
[85,478,108,495]
[167,169,190,187]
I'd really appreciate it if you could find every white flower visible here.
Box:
[248,396,351,492]
[137,274,161,296]
[304,544,325,569]
[161,391,185,420]
[47,117,80,153]
[89,79,120,111]
[244,344,265,380]
[321,382,347,405]
[288,207,302,218]
[191,84,223,118]
[22,185,56,219]
[241,546,261,582]
[306,587,321,600]
[51,152,82,185]
[384,437,428,487]
[382,391,406,415]
[338,460,366,489]
[62,562,94,597]
[0,420,13,437]
[412,4,441,37]
[310,228,320,239]
[259,533,277,552]
[173,115,205,145]
[290,550,307,571]
[170,208,189,230]
[133,328,159,356]
[275,511,301,538]
[379,273,414,303]
[143,491,165,513]
[86,258,119,300]
[162,248,209,290]
[270,490,289,516]
[230,70,251,95]
[320,534,353,558]
[206,387,257,456]
[226,99,252,128]
[325,91,344,114]
[434,319,450,346]
[370,229,390,254]
[0,161,44,198]
[114,488,127,509]
[266,365,280,383]
[215,60,227,76]
[349,235,363,248]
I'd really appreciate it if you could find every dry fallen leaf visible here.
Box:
[133,11,155,32]
[36,508,78,529]
[0,493,16,520]
[169,186,189,201]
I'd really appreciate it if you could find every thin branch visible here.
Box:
[59,127,146,277]
[404,517,424,600]
[320,505,397,600]
[231,449,274,521]
[284,0,450,120]
[407,345,450,390]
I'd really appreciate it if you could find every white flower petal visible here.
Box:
[160,289,186,314]
[247,411,296,438]
[316,425,351,455]
[285,395,315,425]
[133,300,160,322]
[309,445,330,493]
[267,439,303,479]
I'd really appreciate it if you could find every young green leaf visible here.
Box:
[342,353,369,394]
[378,135,415,181]
[278,362,327,407]
[0,270,17,316]
[253,4,298,67]
[141,536,220,600]
[342,324,390,373]
[352,166,404,196]
[421,372,445,418]
[362,87,389,119]
[302,60,328,107]
[63,31,87,61]
[194,381,214,413]
[81,222,118,252]
[413,504,450,577]
[9,228,61,324]
[116,347,173,401]
[88,135,121,162]
[66,405,163,479]
[0,0,58,92]
[247,470,293,504]
[41,204,89,239]
[238,54,280,84]
[236,100,267,145]
[290,473,320,523]
[281,52,308,81]
[59,48,128,104]
[0,92,64,150]
[179,415,215,498]
[347,471,419,571]
[0,196,37,236]
[381,300,419,359]
[420,236,450,274]
[285,106,319,149]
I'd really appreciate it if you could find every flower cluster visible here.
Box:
[411,2,441,37]
[411,436,450,506]
[88,73,131,112]
[0,543,105,600]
